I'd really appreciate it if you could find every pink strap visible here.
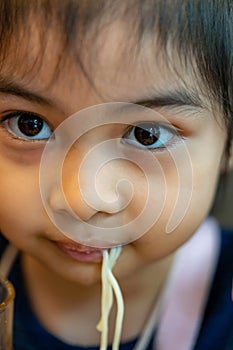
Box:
[156,218,220,350]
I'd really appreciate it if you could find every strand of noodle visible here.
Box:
[96,247,123,350]
[108,268,124,350]
[97,250,113,350]
[108,247,122,269]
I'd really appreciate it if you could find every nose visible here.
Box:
[47,144,132,222]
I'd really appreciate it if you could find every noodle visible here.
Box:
[96,246,124,350]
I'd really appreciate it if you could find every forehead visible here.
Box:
[0,16,206,111]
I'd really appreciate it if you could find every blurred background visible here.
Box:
[211,170,233,228]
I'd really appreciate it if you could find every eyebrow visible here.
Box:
[0,76,205,114]
[0,78,54,107]
[134,88,205,110]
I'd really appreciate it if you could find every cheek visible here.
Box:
[0,159,44,239]
[133,146,223,260]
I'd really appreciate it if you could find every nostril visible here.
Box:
[47,185,66,212]
[79,175,134,216]
[46,182,99,224]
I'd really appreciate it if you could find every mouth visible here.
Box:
[55,241,106,263]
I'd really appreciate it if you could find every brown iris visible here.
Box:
[134,125,159,146]
[18,114,43,136]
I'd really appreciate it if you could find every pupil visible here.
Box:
[134,126,159,146]
[18,115,43,136]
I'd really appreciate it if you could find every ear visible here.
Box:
[220,142,233,174]
[227,143,233,172]
[228,152,233,171]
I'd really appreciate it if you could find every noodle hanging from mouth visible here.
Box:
[96,246,124,350]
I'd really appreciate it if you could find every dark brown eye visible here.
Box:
[123,122,176,150]
[134,125,159,146]
[18,114,43,136]
[3,112,52,140]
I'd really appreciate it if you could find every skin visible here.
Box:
[0,22,228,345]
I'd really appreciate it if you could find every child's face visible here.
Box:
[0,24,227,284]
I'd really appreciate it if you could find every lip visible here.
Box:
[55,241,105,262]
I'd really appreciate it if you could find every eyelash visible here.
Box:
[0,111,53,142]
[0,111,185,154]
[122,122,185,152]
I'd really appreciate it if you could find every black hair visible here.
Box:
[0,0,232,165]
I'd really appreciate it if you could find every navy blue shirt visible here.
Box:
[1,228,233,350]
[193,228,233,350]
